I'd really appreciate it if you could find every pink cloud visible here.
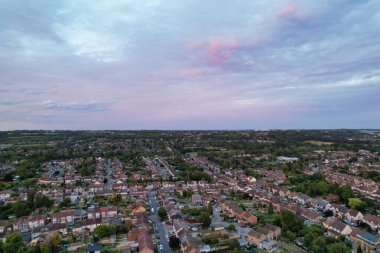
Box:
[181,68,212,77]
[186,37,239,66]
[277,4,297,17]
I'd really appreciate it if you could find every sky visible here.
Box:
[0,0,380,130]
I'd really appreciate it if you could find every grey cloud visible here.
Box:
[40,100,114,112]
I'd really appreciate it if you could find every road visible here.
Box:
[148,190,172,253]
[211,204,228,227]
[104,159,115,190]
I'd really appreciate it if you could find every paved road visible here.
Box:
[104,159,115,190]
[148,191,172,253]
[211,204,228,226]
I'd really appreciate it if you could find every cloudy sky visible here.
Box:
[1,0,379,130]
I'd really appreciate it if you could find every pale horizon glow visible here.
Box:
[1,1,380,130]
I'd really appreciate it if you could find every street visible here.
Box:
[211,204,228,226]
[104,159,115,190]
[148,191,172,253]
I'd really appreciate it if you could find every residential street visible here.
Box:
[104,159,115,190]
[148,191,172,253]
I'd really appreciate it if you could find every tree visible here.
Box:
[109,194,122,206]
[41,244,52,253]
[26,246,41,253]
[339,185,353,204]
[27,191,35,208]
[169,236,180,249]
[4,232,23,253]
[327,242,350,253]
[50,233,62,247]
[207,203,213,215]
[200,212,211,228]
[280,210,303,233]
[284,231,296,241]
[304,233,314,248]
[227,224,235,231]
[11,201,31,217]
[31,194,54,209]
[310,236,327,253]
[158,206,167,220]
[94,225,116,238]
[348,198,366,211]
[316,181,329,195]
[59,197,71,208]
[3,173,13,182]
[116,224,129,234]
[267,202,274,214]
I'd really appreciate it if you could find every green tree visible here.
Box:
[157,206,167,220]
[207,203,213,215]
[284,231,296,241]
[200,212,211,228]
[227,224,235,231]
[94,225,116,238]
[115,224,129,234]
[26,191,35,208]
[280,210,303,233]
[26,246,41,253]
[348,198,366,211]
[310,237,327,253]
[267,202,274,214]
[327,242,350,253]
[36,195,53,208]
[304,233,314,248]
[4,232,23,253]
[339,185,353,204]
[316,181,329,195]
[50,233,62,248]
[12,201,31,217]
[109,194,122,206]
[59,197,71,208]
[41,244,52,253]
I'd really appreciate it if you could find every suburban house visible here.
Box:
[191,194,203,206]
[345,209,364,226]
[0,190,12,202]
[323,219,352,237]
[351,231,380,253]
[52,209,76,224]
[138,232,154,253]
[99,206,118,218]
[362,214,380,231]
[330,204,348,219]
